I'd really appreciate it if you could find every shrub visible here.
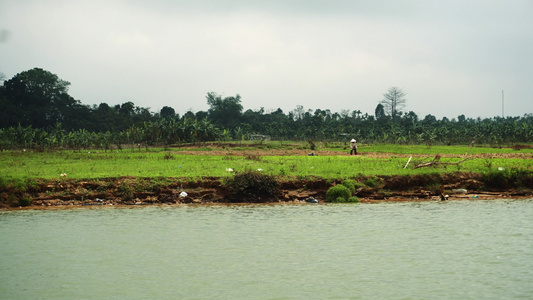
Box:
[363,176,382,188]
[352,181,364,189]
[117,182,133,200]
[245,153,262,161]
[325,185,351,202]
[347,196,360,203]
[223,170,279,201]
[163,153,175,160]
[482,168,533,189]
[341,180,356,194]
[18,197,32,207]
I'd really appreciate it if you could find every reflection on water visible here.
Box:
[1,200,533,299]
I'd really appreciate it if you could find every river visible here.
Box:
[1,199,532,299]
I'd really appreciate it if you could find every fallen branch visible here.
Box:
[403,156,412,169]
[464,140,475,158]
[413,154,471,169]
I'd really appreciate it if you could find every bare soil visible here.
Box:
[170,144,533,159]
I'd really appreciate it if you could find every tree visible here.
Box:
[206,92,243,130]
[375,104,385,120]
[92,103,117,131]
[195,110,208,120]
[1,68,76,128]
[119,101,135,116]
[422,114,437,124]
[292,105,306,121]
[160,106,176,119]
[403,111,418,122]
[380,87,407,118]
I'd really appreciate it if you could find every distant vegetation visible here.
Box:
[1,68,532,150]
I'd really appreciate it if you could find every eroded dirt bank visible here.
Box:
[2,172,531,210]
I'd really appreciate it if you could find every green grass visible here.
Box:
[318,142,533,155]
[0,145,531,181]
[363,144,533,155]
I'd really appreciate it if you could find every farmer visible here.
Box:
[350,139,358,155]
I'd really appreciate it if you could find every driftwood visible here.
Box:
[412,140,475,169]
[413,154,471,169]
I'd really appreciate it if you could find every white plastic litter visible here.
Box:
[179,191,188,198]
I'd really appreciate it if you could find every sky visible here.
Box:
[1,0,532,120]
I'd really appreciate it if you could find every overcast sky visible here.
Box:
[1,0,532,119]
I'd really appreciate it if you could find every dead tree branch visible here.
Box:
[413,154,471,169]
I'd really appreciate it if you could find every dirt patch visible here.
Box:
[169,147,533,159]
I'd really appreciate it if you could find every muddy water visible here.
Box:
[1,200,532,299]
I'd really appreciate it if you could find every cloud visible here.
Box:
[1,0,532,119]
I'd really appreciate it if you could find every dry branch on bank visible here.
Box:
[412,154,471,169]
[411,141,475,169]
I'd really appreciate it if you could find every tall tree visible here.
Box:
[380,87,407,118]
[206,92,243,130]
[1,68,77,128]
[91,103,117,131]
[375,103,385,120]
[160,106,176,119]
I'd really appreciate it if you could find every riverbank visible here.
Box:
[2,171,532,210]
[2,143,532,209]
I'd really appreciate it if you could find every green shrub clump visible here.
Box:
[347,196,360,203]
[353,181,365,189]
[341,180,356,194]
[325,185,351,202]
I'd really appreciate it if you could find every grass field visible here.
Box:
[1,142,532,208]
[1,142,531,181]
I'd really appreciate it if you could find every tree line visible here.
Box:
[0,68,532,150]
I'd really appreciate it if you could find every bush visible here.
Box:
[223,170,279,201]
[163,153,175,160]
[482,168,533,189]
[353,181,365,189]
[18,197,32,207]
[325,185,351,202]
[245,153,262,161]
[341,180,356,194]
[363,176,382,188]
[117,183,133,200]
[347,196,360,203]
